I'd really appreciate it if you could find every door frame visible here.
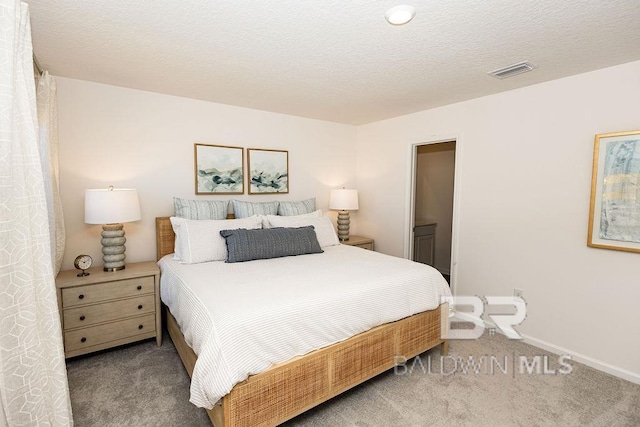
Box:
[404,135,462,293]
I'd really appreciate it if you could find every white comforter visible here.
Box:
[159,244,451,409]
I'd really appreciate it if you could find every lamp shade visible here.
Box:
[85,188,141,224]
[329,189,359,211]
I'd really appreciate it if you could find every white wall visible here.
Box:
[356,60,640,381]
[56,61,640,381]
[57,77,357,271]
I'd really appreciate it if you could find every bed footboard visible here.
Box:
[166,303,448,427]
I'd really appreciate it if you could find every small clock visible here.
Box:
[74,254,93,277]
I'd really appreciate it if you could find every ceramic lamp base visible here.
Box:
[337,210,350,241]
[101,223,127,271]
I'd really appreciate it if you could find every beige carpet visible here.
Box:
[66,331,639,426]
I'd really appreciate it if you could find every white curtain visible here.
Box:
[37,71,65,275]
[0,1,73,426]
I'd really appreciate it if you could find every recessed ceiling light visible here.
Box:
[385,5,416,26]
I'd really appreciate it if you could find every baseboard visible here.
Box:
[519,333,640,385]
[476,318,640,385]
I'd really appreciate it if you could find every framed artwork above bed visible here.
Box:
[248,148,289,194]
[194,143,244,195]
[588,130,640,253]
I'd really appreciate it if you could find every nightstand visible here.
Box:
[55,261,161,358]
[341,235,374,250]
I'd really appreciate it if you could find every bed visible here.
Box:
[156,216,450,427]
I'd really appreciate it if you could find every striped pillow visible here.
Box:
[232,200,279,218]
[220,226,323,263]
[277,198,316,216]
[173,197,228,220]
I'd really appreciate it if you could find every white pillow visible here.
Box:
[262,209,322,228]
[264,215,339,248]
[170,216,262,264]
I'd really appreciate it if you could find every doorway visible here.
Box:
[411,140,457,284]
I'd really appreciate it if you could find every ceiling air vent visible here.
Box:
[488,61,537,79]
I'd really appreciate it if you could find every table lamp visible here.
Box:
[329,188,359,241]
[85,186,141,271]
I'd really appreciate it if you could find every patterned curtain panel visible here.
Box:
[0,1,73,425]
[37,71,65,275]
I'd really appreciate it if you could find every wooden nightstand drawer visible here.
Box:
[63,294,156,330]
[341,235,374,251]
[56,261,161,358]
[355,242,374,250]
[61,276,154,308]
[64,313,156,352]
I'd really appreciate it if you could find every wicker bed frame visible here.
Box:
[156,216,448,427]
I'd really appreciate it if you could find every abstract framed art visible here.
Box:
[588,130,640,253]
[247,148,289,194]
[194,143,244,195]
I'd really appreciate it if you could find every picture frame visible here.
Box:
[247,149,289,194]
[588,130,640,253]
[194,143,244,195]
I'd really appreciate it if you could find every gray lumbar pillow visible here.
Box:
[220,226,323,263]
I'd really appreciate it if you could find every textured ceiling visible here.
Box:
[24,0,640,125]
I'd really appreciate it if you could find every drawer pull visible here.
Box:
[80,337,87,343]
[79,315,85,321]
[78,294,85,299]
[138,324,144,330]
[137,304,143,310]
[136,285,142,290]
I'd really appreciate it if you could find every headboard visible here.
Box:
[155,214,236,261]
[156,217,174,260]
